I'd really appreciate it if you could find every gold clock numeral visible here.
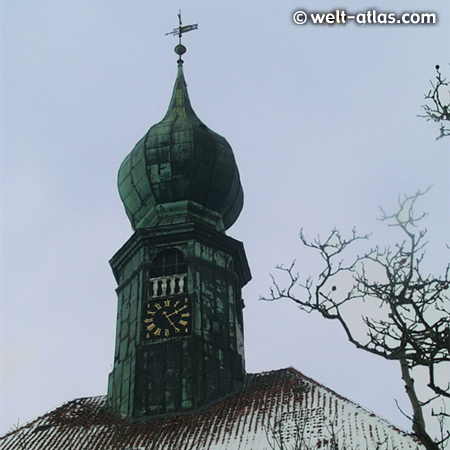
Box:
[144,318,153,323]
[164,329,170,337]
[164,299,171,307]
[173,300,180,307]
[154,303,162,310]
[154,328,162,336]
[179,320,188,327]
[146,333,150,339]
[147,323,156,332]
[181,313,190,318]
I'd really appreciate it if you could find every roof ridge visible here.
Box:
[0,395,107,438]
[1,369,422,449]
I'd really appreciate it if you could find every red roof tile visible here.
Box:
[0,368,423,450]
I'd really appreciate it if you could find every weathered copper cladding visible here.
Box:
[118,65,243,232]
[108,63,250,419]
[107,221,251,418]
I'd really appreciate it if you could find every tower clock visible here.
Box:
[142,296,191,340]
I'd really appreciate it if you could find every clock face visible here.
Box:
[143,296,191,340]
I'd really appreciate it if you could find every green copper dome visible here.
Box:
[118,64,243,232]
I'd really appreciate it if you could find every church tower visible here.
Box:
[0,21,428,450]
[107,37,251,419]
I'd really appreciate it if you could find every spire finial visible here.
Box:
[165,10,198,65]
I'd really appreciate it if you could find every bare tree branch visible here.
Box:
[419,65,450,140]
[263,189,450,450]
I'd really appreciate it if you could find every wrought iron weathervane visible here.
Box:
[165,11,198,63]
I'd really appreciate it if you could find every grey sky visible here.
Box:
[1,0,449,437]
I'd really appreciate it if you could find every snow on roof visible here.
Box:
[0,368,423,450]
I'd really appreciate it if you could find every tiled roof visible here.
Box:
[0,368,422,450]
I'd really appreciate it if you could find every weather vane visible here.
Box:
[165,11,198,64]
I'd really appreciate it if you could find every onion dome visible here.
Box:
[117,62,243,232]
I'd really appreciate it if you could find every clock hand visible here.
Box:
[166,305,187,318]
[163,311,180,332]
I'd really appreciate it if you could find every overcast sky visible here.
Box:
[1,0,449,438]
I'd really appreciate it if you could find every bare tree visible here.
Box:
[420,65,450,140]
[265,413,338,450]
[264,410,401,450]
[263,189,449,450]
[7,421,29,450]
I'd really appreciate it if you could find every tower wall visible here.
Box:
[107,221,250,418]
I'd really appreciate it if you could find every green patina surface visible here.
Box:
[107,61,251,419]
[107,223,250,418]
[117,65,243,232]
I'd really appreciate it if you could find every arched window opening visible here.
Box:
[148,249,187,297]
[152,249,187,277]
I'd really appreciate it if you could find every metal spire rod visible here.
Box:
[165,11,198,65]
